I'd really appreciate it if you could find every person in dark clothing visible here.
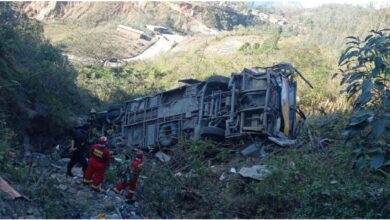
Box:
[66,124,91,177]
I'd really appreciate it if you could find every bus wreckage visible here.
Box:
[91,63,313,155]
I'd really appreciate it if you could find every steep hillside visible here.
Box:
[18,2,256,60]
[0,3,94,150]
[283,4,390,47]
[20,2,253,33]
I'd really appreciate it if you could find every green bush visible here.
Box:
[0,2,93,148]
[338,29,390,170]
[76,65,166,103]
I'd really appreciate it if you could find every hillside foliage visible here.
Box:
[0,3,93,148]
[339,29,390,170]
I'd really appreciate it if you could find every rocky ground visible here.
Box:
[0,156,144,219]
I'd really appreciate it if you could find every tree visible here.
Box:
[338,29,390,170]
[0,2,92,149]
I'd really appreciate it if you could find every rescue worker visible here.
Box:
[83,136,111,192]
[112,150,144,203]
[66,124,90,177]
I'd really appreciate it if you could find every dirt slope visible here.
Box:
[20,2,252,33]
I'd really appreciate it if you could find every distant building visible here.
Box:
[117,25,151,40]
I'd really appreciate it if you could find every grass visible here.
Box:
[137,111,390,218]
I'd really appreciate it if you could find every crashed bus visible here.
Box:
[92,62,311,150]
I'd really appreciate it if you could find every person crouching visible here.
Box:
[112,150,144,203]
[83,136,110,192]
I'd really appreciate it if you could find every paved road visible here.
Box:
[105,34,186,67]
[65,33,186,67]
[124,34,185,61]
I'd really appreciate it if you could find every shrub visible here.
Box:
[338,29,390,170]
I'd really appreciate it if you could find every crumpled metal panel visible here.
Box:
[0,176,22,199]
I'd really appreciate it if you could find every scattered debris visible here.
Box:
[114,157,124,163]
[7,151,17,158]
[268,136,296,147]
[57,158,71,164]
[240,142,266,157]
[115,207,123,219]
[50,163,63,169]
[174,172,182,177]
[219,172,226,181]
[238,165,271,181]
[0,176,23,199]
[320,138,333,148]
[155,151,171,162]
[58,184,68,191]
[119,204,139,219]
[95,213,106,219]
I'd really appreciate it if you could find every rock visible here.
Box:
[129,214,142,219]
[58,158,71,164]
[72,168,84,178]
[240,142,266,157]
[219,172,226,181]
[238,165,272,181]
[120,204,138,218]
[210,165,228,175]
[121,204,137,212]
[50,163,63,169]
[26,207,34,215]
[155,151,171,162]
[67,188,77,195]
[30,153,50,167]
[268,136,296,147]
[114,196,123,203]
[67,211,81,218]
[58,184,68,191]
[107,213,120,219]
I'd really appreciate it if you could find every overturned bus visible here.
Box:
[93,63,310,150]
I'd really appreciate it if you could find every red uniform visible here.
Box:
[114,158,144,200]
[83,143,110,192]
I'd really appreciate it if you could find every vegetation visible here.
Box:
[0,3,94,149]
[284,4,389,47]
[339,29,390,170]
[140,122,390,218]
[204,5,253,31]
[76,65,166,103]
